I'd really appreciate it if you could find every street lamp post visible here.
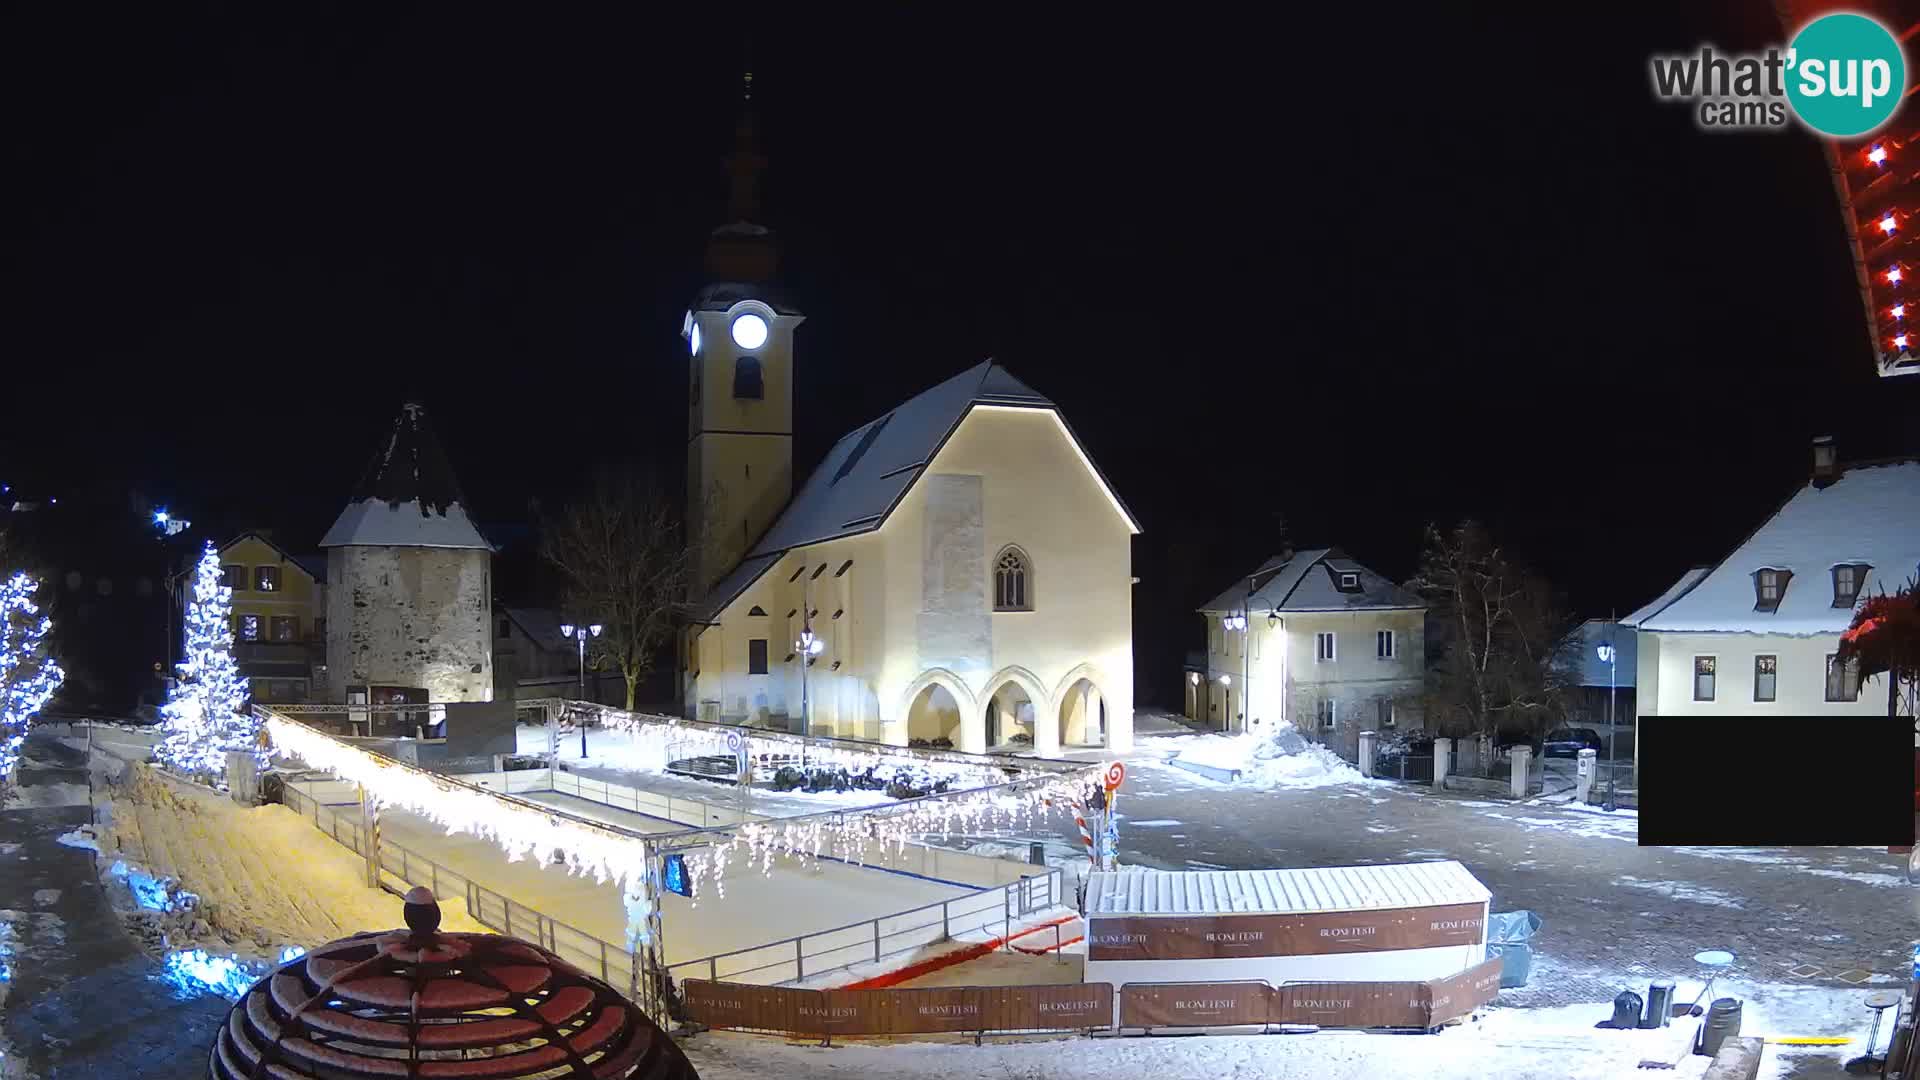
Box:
[152,509,190,688]
[560,622,602,759]
[795,624,825,761]
[1596,637,1618,811]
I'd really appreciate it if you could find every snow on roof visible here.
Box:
[688,361,1139,624]
[1085,861,1491,918]
[1634,459,1920,636]
[1621,567,1711,628]
[320,403,492,551]
[1198,548,1424,615]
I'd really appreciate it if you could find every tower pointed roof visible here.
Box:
[704,67,779,284]
[320,403,492,550]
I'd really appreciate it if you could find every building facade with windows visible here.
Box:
[1625,442,1920,728]
[189,531,327,703]
[1191,548,1426,759]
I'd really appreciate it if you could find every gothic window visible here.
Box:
[733,355,763,399]
[994,546,1032,611]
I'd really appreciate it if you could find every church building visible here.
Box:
[681,78,1139,758]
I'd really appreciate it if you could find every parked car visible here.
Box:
[1540,726,1604,758]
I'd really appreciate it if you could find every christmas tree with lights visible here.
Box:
[1,572,64,784]
[157,542,259,775]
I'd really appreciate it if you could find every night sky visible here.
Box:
[6,6,1919,710]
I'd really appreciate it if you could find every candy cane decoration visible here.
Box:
[1070,801,1097,864]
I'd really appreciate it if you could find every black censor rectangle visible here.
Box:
[1637,717,1914,847]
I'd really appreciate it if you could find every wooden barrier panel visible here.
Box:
[1274,980,1430,1029]
[1119,981,1274,1028]
[1089,902,1487,961]
[683,980,814,1033]
[685,980,1113,1036]
[985,983,1114,1031]
[1424,957,1504,1023]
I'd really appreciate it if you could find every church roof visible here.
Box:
[688,360,1137,624]
[320,403,492,551]
[1198,548,1424,615]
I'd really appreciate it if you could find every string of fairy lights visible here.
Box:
[263,709,1096,925]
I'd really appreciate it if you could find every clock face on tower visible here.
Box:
[690,323,702,356]
[731,313,768,351]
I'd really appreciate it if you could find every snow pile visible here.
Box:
[1170,731,1371,790]
[55,827,99,852]
[94,760,483,967]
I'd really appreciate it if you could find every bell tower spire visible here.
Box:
[686,59,803,598]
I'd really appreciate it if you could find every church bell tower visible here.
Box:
[686,69,804,597]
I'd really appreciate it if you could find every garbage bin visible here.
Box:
[1696,998,1743,1057]
[1486,910,1543,989]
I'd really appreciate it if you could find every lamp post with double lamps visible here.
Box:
[560,622,601,759]
[1596,637,1618,811]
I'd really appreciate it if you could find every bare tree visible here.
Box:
[539,467,694,711]
[1411,521,1578,738]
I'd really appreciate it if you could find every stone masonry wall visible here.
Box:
[325,546,492,702]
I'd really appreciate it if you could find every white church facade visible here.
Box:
[677,87,1139,758]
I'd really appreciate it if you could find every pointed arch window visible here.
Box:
[994,546,1033,611]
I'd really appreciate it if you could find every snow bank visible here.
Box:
[1169,732,1372,790]
[96,762,484,965]
[55,827,99,852]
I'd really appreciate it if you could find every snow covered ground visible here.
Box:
[1163,730,1376,790]
[677,970,1871,1080]
[78,743,486,970]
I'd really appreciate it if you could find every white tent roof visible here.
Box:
[1085,861,1490,918]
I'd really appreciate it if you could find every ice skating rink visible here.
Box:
[287,776,974,972]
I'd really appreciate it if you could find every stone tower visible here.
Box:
[686,69,805,596]
[320,403,494,703]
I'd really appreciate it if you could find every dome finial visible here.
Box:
[402,885,441,941]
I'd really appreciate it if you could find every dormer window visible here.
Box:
[1752,568,1791,612]
[1339,572,1359,590]
[1832,563,1870,608]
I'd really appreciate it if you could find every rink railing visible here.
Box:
[665,867,1063,987]
[279,779,645,995]
[280,773,1064,995]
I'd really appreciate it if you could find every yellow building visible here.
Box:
[201,531,326,703]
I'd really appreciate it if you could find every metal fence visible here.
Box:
[279,774,1063,999]
[279,779,644,996]
[667,869,1062,987]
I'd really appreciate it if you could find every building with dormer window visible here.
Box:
[1625,437,1920,721]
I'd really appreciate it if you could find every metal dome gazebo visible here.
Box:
[210,887,697,1080]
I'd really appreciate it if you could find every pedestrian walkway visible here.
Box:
[0,735,229,1080]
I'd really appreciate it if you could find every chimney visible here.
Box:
[1811,435,1838,488]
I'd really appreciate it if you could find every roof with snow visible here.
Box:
[1198,548,1424,615]
[1085,860,1490,917]
[1559,619,1636,688]
[688,361,1139,624]
[320,403,492,551]
[1631,459,1920,636]
[214,532,326,584]
[1621,567,1710,629]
